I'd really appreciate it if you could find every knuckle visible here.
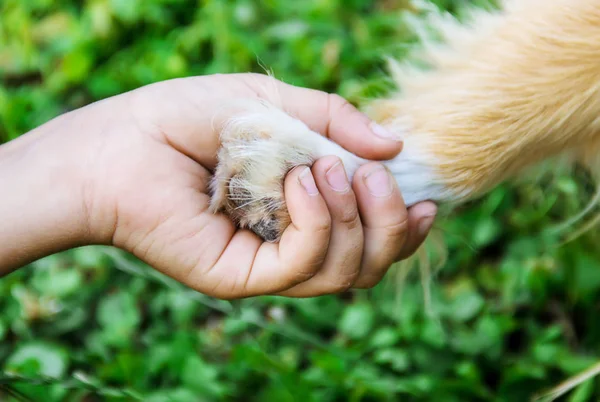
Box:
[381,216,410,238]
[354,275,383,289]
[329,93,353,113]
[327,280,354,294]
[312,272,359,295]
[326,93,356,122]
[312,215,333,236]
[297,269,319,283]
[323,259,361,293]
[335,204,360,228]
[291,262,321,283]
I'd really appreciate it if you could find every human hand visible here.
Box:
[0,73,437,298]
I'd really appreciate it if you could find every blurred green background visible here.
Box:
[2,0,600,401]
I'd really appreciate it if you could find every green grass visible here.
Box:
[2,0,600,401]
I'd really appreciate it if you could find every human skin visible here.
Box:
[0,73,437,299]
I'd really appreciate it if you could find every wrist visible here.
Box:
[0,111,95,274]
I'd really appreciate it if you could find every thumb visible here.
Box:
[239,74,404,161]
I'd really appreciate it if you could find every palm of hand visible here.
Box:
[82,74,434,299]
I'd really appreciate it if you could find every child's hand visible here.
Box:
[0,74,436,298]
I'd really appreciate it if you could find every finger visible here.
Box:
[202,165,333,298]
[240,74,404,160]
[132,74,403,170]
[396,201,437,260]
[351,162,410,289]
[279,156,364,297]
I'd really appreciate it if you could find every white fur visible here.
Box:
[384,140,456,206]
[310,118,454,205]
[310,135,364,178]
[312,130,453,206]
[213,98,455,216]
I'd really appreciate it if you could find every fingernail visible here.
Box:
[363,165,393,197]
[418,215,436,236]
[298,167,319,196]
[369,121,401,141]
[325,161,350,193]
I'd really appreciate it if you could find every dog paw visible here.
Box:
[210,101,360,242]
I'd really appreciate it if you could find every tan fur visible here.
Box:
[375,0,600,200]
[211,0,600,241]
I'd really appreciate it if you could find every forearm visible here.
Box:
[0,113,92,275]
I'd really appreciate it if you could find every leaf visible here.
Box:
[181,355,225,397]
[472,218,502,248]
[420,319,447,348]
[97,291,140,347]
[573,253,600,297]
[568,379,594,402]
[374,348,410,372]
[446,290,485,322]
[109,0,142,23]
[532,342,562,365]
[5,342,68,378]
[34,268,82,298]
[368,327,400,349]
[72,246,108,268]
[147,388,209,402]
[339,302,375,340]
